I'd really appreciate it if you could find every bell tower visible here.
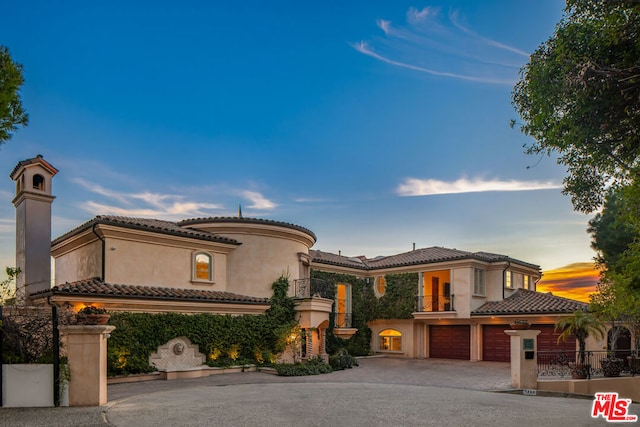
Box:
[10,155,58,302]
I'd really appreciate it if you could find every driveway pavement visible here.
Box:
[1,357,637,426]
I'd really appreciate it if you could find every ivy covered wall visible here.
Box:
[310,269,419,355]
[107,276,296,376]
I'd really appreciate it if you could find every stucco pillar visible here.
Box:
[59,325,115,406]
[505,329,540,389]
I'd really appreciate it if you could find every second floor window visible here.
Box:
[505,271,513,289]
[193,252,213,281]
[474,269,485,296]
[335,283,352,328]
[524,275,530,290]
[375,276,386,297]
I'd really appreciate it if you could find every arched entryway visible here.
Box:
[608,326,631,358]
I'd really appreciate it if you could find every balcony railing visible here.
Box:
[415,295,455,312]
[294,278,333,299]
[331,312,353,328]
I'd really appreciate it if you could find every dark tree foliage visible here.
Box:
[0,46,28,145]
[512,0,640,212]
[588,188,637,270]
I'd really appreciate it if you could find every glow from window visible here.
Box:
[379,329,402,351]
[375,277,386,297]
[195,253,212,281]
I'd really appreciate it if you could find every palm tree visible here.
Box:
[556,310,606,367]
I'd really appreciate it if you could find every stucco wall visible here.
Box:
[55,240,101,285]
[369,319,416,358]
[453,267,472,318]
[104,237,228,290]
[222,233,308,298]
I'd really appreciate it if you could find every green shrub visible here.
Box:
[329,348,359,370]
[274,357,333,376]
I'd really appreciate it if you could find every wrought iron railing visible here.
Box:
[414,295,455,312]
[331,312,353,328]
[294,278,333,299]
[537,350,640,378]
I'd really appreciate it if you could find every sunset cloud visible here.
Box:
[537,262,601,303]
[396,177,561,196]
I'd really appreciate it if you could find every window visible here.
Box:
[505,271,513,289]
[524,275,530,290]
[374,276,386,297]
[335,283,352,328]
[193,252,213,282]
[379,329,402,351]
[473,269,485,296]
[33,174,44,190]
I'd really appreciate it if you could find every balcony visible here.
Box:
[293,278,333,299]
[331,312,353,328]
[413,295,457,319]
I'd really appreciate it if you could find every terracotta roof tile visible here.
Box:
[35,278,269,305]
[311,247,540,271]
[178,216,317,242]
[471,289,588,316]
[51,215,241,247]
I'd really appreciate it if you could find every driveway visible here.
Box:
[1,357,636,426]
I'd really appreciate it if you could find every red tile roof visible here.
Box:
[310,247,540,271]
[178,216,317,241]
[52,215,241,247]
[34,278,270,305]
[472,289,588,316]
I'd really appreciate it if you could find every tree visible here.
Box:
[588,188,637,270]
[0,45,28,146]
[512,0,640,213]
[556,310,605,376]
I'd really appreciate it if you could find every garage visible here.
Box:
[481,324,577,362]
[482,325,511,362]
[535,325,576,353]
[429,325,470,360]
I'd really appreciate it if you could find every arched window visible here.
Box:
[193,252,213,282]
[33,174,45,190]
[379,329,402,351]
[374,276,386,297]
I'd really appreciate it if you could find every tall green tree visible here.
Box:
[0,46,28,145]
[512,0,640,213]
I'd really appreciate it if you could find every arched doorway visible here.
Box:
[608,326,631,358]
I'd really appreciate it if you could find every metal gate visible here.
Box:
[0,305,62,407]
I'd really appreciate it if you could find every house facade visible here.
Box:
[12,155,589,362]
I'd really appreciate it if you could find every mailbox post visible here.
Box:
[505,329,540,389]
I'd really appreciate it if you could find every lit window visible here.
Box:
[474,269,485,296]
[379,329,402,351]
[524,275,530,290]
[505,271,513,289]
[335,283,352,328]
[374,276,386,297]
[193,252,212,282]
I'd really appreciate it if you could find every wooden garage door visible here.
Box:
[534,325,576,353]
[482,325,510,362]
[430,325,470,360]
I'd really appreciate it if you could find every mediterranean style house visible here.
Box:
[11,155,590,362]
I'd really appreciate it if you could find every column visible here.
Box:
[59,325,115,406]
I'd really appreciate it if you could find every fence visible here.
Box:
[538,350,640,379]
[0,305,74,407]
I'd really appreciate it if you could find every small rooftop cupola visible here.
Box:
[10,154,58,302]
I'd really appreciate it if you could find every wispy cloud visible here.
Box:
[396,177,562,196]
[352,6,528,85]
[74,179,227,220]
[0,219,14,233]
[241,190,277,210]
[73,178,278,220]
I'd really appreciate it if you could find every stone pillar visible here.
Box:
[59,325,115,406]
[505,329,540,389]
[306,329,313,358]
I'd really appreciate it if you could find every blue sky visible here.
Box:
[0,1,596,278]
